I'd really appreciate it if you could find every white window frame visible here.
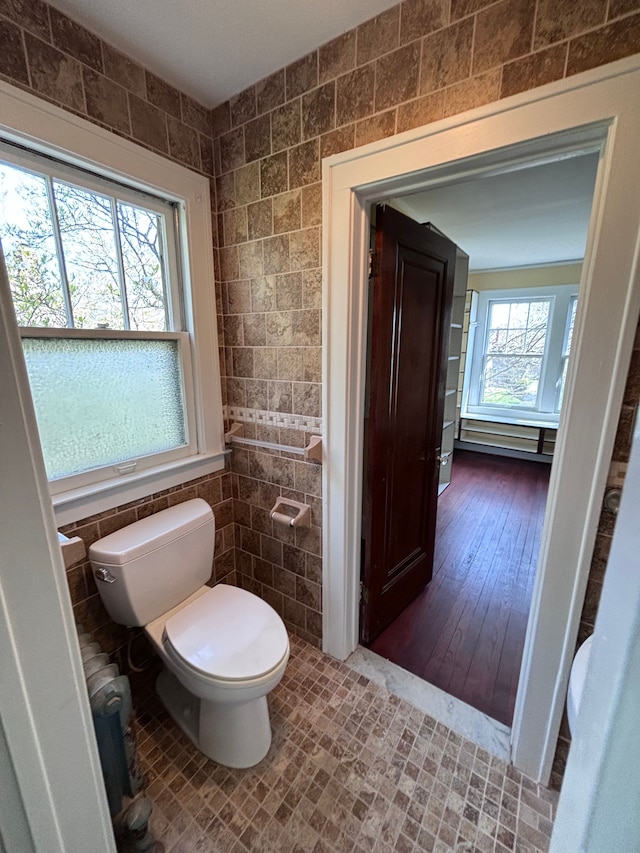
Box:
[557,293,578,412]
[463,284,579,426]
[0,80,225,525]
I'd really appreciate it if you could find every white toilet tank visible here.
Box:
[89,499,215,627]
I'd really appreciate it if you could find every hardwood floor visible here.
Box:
[367,449,550,726]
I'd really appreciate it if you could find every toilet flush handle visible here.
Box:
[94,567,116,584]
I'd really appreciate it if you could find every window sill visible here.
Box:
[52,450,228,526]
[462,411,559,430]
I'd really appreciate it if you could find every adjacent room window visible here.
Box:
[463,284,579,424]
[0,142,197,492]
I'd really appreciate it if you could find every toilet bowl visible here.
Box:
[146,583,289,767]
[89,499,289,768]
[567,635,593,735]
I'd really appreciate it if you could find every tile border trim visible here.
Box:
[225,405,322,433]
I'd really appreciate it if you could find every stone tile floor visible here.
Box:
[132,635,558,852]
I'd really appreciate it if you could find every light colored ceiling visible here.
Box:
[46,0,400,108]
[390,152,600,272]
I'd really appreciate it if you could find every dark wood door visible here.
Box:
[360,205,456,643]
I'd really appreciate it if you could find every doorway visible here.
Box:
[321,59,640,783]
[361,154,597,727]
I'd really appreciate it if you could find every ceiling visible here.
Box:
[46,0,400,108]
[389,152,600,271]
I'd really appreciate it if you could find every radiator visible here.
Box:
[77,627,161,852]
[78,628,142,815]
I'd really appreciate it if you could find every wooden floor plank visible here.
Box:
[367,449,550,726]
[462,466,543,719]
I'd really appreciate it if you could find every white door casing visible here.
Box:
[550,381,640,849]
[0,245,116,851]
[321,56,640,783]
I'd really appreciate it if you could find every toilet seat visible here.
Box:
[163,584,289,683]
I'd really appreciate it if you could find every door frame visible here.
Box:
[321,55,640,783]
[0,251,115,849]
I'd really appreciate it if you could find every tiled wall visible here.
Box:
[580,328,640,644]
[210,0,640,650]
[0,0,224,393]
[2,0,640,778]
[0,0,327,645]
[231,424,324,646]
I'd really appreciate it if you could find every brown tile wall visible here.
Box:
[0,0,225,400]
[231,424,323,645]
[208,0,640,771]
[212,0,640,647]
[2,0,640,774]
[0,2,214,174]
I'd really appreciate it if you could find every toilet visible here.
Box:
[89,498,289,768]
[567,635,593,735]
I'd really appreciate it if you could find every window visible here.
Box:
[463,284,579,424]
[0,144,198,489]
[1,151,177,332]
[0,81,223,523]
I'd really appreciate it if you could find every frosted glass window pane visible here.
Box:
[117,202,168,331]
[22,337,186,480]
[0,162,67,327]
[53,181,124,329]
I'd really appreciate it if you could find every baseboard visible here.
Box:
[454,439,553,464]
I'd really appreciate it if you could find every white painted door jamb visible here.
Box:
[0,247,115,852]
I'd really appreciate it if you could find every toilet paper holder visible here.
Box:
[270,498,311,528]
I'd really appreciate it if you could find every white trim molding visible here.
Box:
[321,56,640,783]
[550,411,640,849]
[0,250,115,851]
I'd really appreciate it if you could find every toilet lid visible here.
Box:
[163,585,289,681]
